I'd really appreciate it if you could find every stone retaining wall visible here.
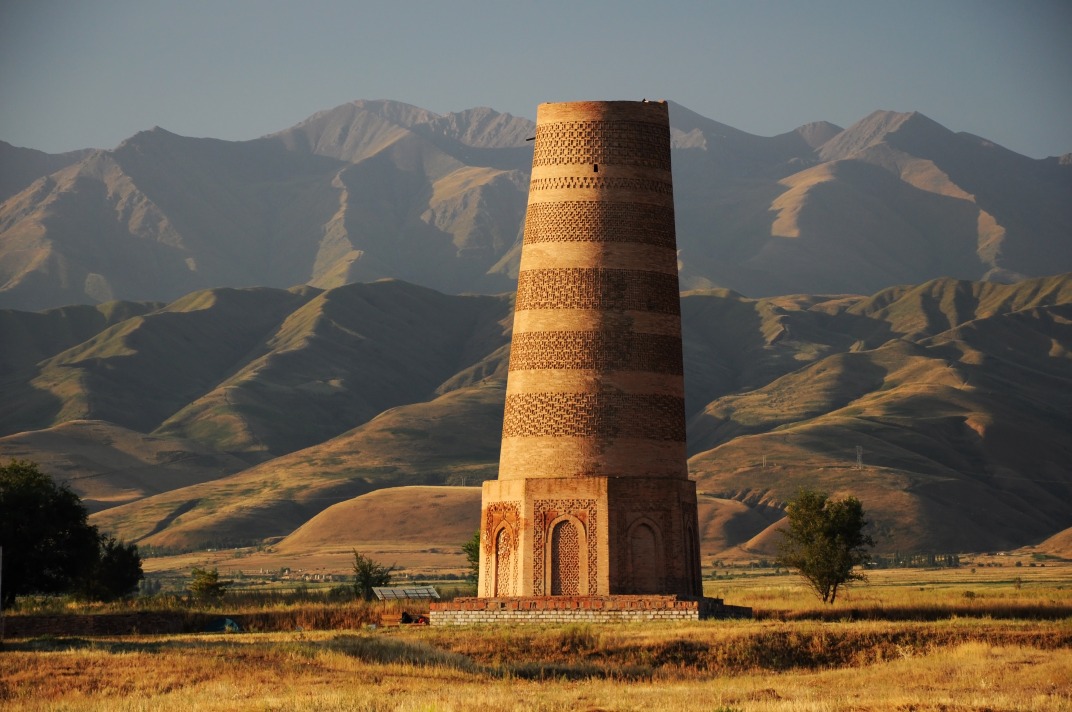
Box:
[2,612,209,637]
[429,595,751,625]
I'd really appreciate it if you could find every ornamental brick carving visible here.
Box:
[532,120,671,169]
[508,330,683,374]
[550,520,581,595]
[532,499,598,596]
[523,201,676,247]
[529,176,673,195]
[483,502,521,550]
[494,526,518,597]
[514,268,680,314]
[502,393,686,440]
[462,101,705,608]
[482,502,520,597]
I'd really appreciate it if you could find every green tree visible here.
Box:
[461,530,480,583]
[77,536,143,602]
[1,459,102,605]
[189,567,231,602]
[352,550,394,601]
[776,487,875,604]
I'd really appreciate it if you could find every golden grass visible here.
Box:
[705,559,1072,615]
[2,623,1070,711]
[3,560,1069,709]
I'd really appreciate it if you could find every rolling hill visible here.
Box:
[2,101,1069,311]
[3,274,1070,557]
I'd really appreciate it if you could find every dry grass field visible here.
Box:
[2,622,1069,711]
[2,561,1070,710]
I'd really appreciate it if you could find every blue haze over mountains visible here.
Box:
[1,100,1070,311]
[1,101,1071,557]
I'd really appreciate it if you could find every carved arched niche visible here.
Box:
[546,515,588,596]
[491,524,519,597]
[482,502,520,597]
[627,518,664,594]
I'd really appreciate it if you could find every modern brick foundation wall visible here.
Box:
[429,595,751,625]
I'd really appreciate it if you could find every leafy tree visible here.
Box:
[352,550,394,601]
[461,530,480,583]
[776,487,875,604]
[0,459,102,605]
[189,567,231,602]
[77,536,143,602]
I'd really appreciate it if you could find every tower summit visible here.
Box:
[432,101,743,623]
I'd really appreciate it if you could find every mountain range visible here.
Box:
[2,273,1070,558]
[2,100,1070,312]
[2,100,1071,561]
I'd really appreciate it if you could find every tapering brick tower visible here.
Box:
[431,101,733,624]
[481,99,701,598]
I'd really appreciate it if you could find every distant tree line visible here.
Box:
[870,553,961,569]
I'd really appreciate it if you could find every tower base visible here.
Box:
[428,595,751,625]
[479,476,704,598]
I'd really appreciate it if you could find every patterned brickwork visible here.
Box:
[483,502,521,552]
[533,499,598,596]
[523,201,676,247]
[474,101,705,604]
[550,520,581,595]
[514,268,680,314]
[508,331,682,374]
[494,527,518,597]
[529,176,673,195]
[482,501,521,597]
[532,120,671,169]
[502,393,686,441]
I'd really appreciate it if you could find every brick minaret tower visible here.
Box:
[477,100,703,600]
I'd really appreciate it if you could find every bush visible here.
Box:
[352,551,394,601]
[77,536,143,601]
[189,567,231,602]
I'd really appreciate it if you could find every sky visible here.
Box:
[1,0,1070,158]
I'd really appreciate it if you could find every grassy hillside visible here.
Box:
[89,383,505,549]
[277,485,482,553]
[1,273,1068,555]
[0,420,248,512]
[155,280,511,457]
[688,279,1072,552]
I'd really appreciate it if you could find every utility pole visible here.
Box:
[855,446,863,470]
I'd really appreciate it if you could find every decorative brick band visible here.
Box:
[508,331,683,374]
[515,268,681,314]
[532,120,670,169]
[529,176,673,195]
[502,393,686,441]
[523,201,676,247]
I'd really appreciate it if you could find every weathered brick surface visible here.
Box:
[429,595,750,625]
[479,100,706,604]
